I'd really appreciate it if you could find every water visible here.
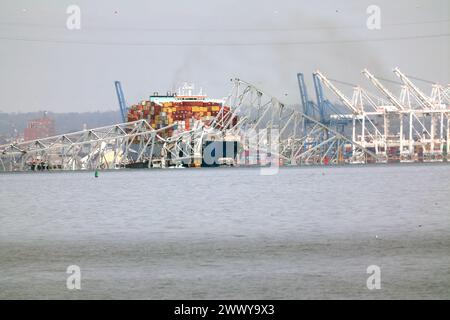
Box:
[0,165,449,299]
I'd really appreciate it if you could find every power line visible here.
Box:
[405,75,437,84]
[328,78,358,87]
[0,33,449,47]
[0,18,449,33]
[378,75,437,85]
[376,77,403,85]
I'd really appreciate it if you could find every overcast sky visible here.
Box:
[0,0,448,113]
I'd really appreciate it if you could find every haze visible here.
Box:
[0,0,448,113]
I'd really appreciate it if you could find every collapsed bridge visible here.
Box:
[1,69,449,172]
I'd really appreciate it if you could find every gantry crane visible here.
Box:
[114,81,128,123]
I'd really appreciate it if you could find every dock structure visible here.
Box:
[1,68,449,171]
[314,68,450,163]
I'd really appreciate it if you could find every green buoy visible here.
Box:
[94,169,99,178]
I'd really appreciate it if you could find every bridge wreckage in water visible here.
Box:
[1,68,449,172]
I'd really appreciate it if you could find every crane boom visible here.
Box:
[312,73,326,122]
[313,73,325,107]
[362,69,404,111]
[392,68,434,109]
[297,73,310,115]
[114,81,128,123]
[314,70,360,114]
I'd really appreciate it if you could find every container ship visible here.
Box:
[127,83,236,138]
[125,83,239,167]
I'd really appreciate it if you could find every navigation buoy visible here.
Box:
[94,170,99,178]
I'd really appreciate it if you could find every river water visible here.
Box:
[0,164,449,299]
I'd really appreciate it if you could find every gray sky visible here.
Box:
[0,0,449,113]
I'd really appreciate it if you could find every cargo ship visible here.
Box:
[127,83,237,137]
[126,83,239,167]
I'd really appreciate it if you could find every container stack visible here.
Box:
[127,98,236,138]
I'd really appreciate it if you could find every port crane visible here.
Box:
[297,72,351,135]
[297,73,318,120]
[312,73,351,133]
[393,68,435,110]
[392,68,449,160]
[314,70,389,161]
[361,69,435,160]
[115,81,128,123]
[362,69,404,111]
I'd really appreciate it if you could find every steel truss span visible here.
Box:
[0,120,170,171]
[214,78,378,166]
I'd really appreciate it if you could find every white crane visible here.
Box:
[393,68,449,160]
[393,67,435,109]
[314,70,361,114]
[362,69,404,111]
[314,70,387,160]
